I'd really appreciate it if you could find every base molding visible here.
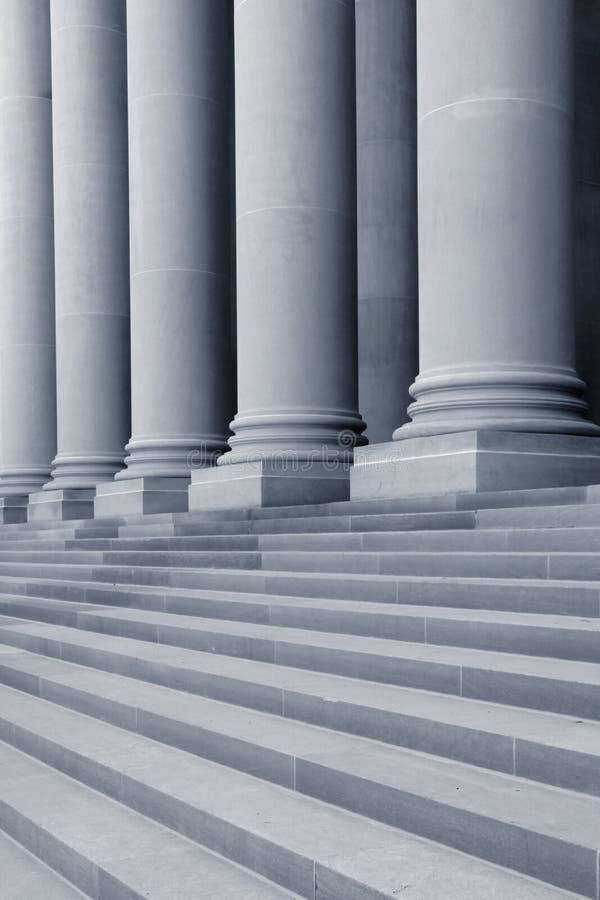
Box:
[28,489,96,522]
[94,477,190,518]
[189,460,351,511]
[351,431,600,500]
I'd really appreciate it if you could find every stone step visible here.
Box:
[0,739,293,900]
[0,682,594,897]
[7,523,600,555]
[2,615,600,720]
[119,509,479,537]
[0,526,118,544]
[0,565,598,616]
[0,828,88,900]
[1,589,600,663]
[6,545,600,582]
[1,647,599,798]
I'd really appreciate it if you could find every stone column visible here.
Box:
[352,0,600,499]
[356,0,418,444]
[190,0,365,511]
[33,0,130,521]
[574,1,600,424]
[96,0,235,517]
[0,0,56,522]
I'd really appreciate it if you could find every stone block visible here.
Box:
[352,431,600,500]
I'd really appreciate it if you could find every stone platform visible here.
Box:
[0,483,598,897]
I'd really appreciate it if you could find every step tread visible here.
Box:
[0,740,292,900]
[4,586,600,630]
[0,829,87,899]
[1,620,599,745]
[0,683,591,898]
[2,647,599,773]
[26,604,600,685]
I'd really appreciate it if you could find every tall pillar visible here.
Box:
[356,0,418,444]
[574,1,600,425]
[33,0,130,521]
[190,0,365,511]
[96,0,235,518]
[0,0,56,523]
[352,0,600,499]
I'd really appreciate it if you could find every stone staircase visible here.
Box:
[0,486,600,898]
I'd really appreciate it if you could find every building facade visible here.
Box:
[0,0,599,523]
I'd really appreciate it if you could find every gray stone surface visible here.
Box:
[575,1,600,423]
[45,0,130,491]
[203,0,365,509]
[356,0,418,443]
[95,476,190,518]
[352,430,600,499]
[396,0,598,439]
[119,0,234,482]
[0,0,56,496]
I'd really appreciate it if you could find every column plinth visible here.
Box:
[190,0,365,511]
[96,0,235,518]
[352,0,600,500]
[42,0,130,519]
[0,0,56,511]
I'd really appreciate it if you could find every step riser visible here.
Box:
[0,708,593,898]
[0,796,121,900]
[2,592,600,665]
[0,573,597,618]
[6,549,600,583]
[1,658,598,801]
[0,566,598,618]
[0,725,348,900]
[2,622,599,724]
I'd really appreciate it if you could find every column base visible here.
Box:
[0,496,28,524]
[94,477,190,518]
[189,460,351,511]
[351,431,600,500]
[28,489,95,522]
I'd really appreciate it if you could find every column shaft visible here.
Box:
[119,0,234,479]
[46,0,130,490]
[397,0,595,439]
[0,0,56,499]
[226,0,364,463]
[356,0,417,444]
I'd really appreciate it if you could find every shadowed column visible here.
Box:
[0,0,56,522]
[190,0,365,510]
[95,0,235,517]
[352,0,600,500]
[34,0,130,521]
[356,0,418,444]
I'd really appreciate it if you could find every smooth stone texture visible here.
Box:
[0,829,87,900]
[0,497,28,525]
[94,477,190,517]
[356,0,418,443]
[45,0,129,491]
[28,490,95,523]
[395,0,598,439]
[574,1,600,424]
[190,460,351,510]
[119,0,234,480]
[352,431,600,499]
[223,0,365,467]
[0,0,56,495]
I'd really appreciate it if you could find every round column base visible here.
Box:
[44,453,125,490]
[0,467,51,495]
[393,367,600,440]
[221,410,367,466]
[116,435,229,481]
